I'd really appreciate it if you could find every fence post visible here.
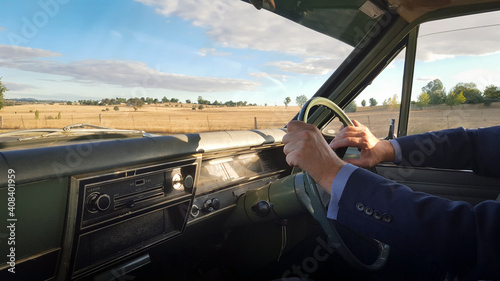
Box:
[99,114,102,125]
[0,116,2,128]
[254,117,258,129]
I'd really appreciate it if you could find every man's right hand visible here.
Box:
[283,120,345,193]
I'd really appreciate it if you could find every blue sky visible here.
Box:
[1,0,499,106]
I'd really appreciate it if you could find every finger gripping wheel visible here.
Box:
[298,97,354,158]
[297,97,390,271]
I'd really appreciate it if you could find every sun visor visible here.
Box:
[244,0,389,47]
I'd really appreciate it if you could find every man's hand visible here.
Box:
[283,120,345,193]
[329,120,395,168]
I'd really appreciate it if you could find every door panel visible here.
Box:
[376,164,500,205]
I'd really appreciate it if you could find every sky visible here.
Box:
[0,0,499,106]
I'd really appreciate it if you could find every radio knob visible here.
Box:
[203,198,220,212]
[184,175,194,190]
[86,193,111,212]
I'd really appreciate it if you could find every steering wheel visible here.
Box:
[296,97,390,271]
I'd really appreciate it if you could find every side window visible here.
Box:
[408,11,500,135]
[344,50,406,139]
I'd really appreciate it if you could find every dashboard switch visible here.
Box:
[203,198,220,212]
[251,200,272,217]
[190,204,200,218]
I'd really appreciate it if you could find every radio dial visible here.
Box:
[184,175,194,190]
[86,193,111,212]
[203,198,220,212]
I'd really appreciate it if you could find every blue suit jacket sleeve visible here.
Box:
[337,168,500,279]
[394,126,500,177]
[334,126,500,278]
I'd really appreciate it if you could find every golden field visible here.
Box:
[0,102,499,137]
[0,103,299,134]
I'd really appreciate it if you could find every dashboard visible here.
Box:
[59,146,289,280]
[0,129,289,281]
[191,147,289,223]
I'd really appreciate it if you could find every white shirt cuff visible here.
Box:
[327,163,358,220]
[389,139,402,164]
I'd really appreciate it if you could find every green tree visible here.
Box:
[345,101,357,113]
[35,110,40,120]
[361,99,366,107]
[451,82,483,104]
[57,112,62,119]
[369,98,378,106]
[113,106,119,111]
[284,97,291,109]
[484,85,500,99]
[383,94,399,110]
[128,97,145,111]
[422,79,445,104]
[445,91,466,108]
[0,78,8,110]
[296,95,308,107]
[415,92,430,110]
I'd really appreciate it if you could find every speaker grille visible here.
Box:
[74,201,188,274]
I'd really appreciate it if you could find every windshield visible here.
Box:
[0,0,354,136]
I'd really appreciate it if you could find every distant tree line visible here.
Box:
[414,79,499,109]
[76,95,258,109]
[197,96,257,107]
[358,80,500,110]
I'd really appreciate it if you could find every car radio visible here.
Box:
[59,157,200,280]
[80,162,195,228]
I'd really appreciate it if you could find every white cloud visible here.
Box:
[0,44,61,59]
[197,48,231,57]
[0,46,259,93]
[417,11,500,61]
[453,68,500,91]
[134,0,352,66]
[415,76,441,82]
[248,72,293,82]
[3,81,38,91]
[267,57,338,75]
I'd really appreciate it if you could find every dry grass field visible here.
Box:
[0,103,300,134]
[0,102,499,137]
[342,103,500,137]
